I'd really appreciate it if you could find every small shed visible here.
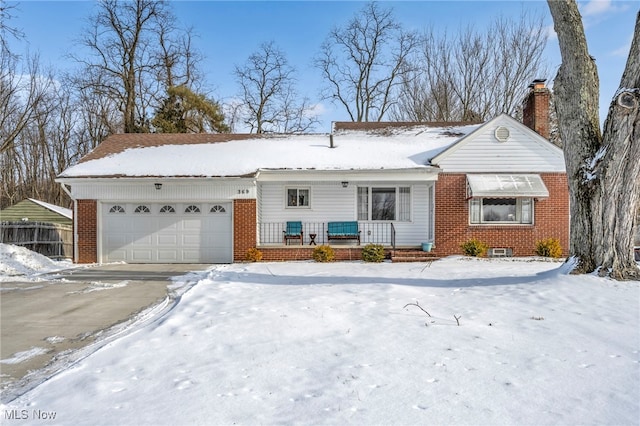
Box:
[1,199,73,259]
[0,198,72,226]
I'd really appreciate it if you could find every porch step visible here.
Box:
[390,249,441,263]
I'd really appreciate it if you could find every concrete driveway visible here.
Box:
[0,263,209,400]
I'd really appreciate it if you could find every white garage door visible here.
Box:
[102,202,232,263]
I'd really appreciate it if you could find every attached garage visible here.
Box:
[101,202,232,263]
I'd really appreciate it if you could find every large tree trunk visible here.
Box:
[548,1,639,280]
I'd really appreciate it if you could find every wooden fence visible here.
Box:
[1,221,73,259]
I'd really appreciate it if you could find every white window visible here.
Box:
[109,205,125,213]
[470,198,533,224]
[159,205,176,213]
[185,205,201,213]
[286,188,310,208]
[210,205,226,213]
[357,186,411,221]
[134,205,151,213]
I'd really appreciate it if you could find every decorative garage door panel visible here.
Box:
[102,203,232,263]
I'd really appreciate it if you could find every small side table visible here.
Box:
[309,233,317,245]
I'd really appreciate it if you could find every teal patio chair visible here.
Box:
[283,221,303,245]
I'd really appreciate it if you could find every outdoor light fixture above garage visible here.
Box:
[154,183,162,190]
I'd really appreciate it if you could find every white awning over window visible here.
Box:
[466,174,549,198]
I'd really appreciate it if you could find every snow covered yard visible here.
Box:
[0,244,75,281]
[1,253,639,425]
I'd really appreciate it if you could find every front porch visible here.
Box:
[259,221,396,247]
[256,221,439,262]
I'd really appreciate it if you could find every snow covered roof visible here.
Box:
[57,123,480,179]
[27,198,73,219]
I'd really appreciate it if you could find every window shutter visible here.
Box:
[357,187,369,220]
[398,187,410,221]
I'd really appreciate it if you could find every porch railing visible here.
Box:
[259,221,394,246]
[390,222,396,251]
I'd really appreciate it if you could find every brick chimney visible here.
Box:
[523,79,550,140]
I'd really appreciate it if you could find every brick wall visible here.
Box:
[434,173,569,256]
[260,246,364,262]
[233,199,257,261]
[76,199,97,263]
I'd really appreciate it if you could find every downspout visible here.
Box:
[59,182,78,263]
[253,173,260,249]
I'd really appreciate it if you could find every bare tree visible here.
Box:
[0,68,73,209]
[492,13,548,116]
[450,25,495,121]
[154,24,202,91]
[0,2,23,56]
[314,2,419,122]
[77,0,163,133]
[234,41,317,134]
[73,71,121,149]
[0,4,72,208]
[548,0,639,280]
[73,0,217,137]
[392,12,548,122]
[0,52,54,154]
[393,29,458,122]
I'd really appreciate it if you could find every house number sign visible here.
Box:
[237,189,250,194]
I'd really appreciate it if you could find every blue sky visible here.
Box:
[7,0,638,130]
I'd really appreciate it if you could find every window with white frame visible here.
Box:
[286,188,310,208]
[357,186,411,221]
[469,198,532,224]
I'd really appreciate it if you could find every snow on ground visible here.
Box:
[1,252,638,426]
[0,244,74,282]
[0,348,49,366]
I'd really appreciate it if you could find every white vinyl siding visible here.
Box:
[260,182,355,223]
[68,179,255,201]
[393,184,431,245]
[259,182,432,246]
[433,115,565,173]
